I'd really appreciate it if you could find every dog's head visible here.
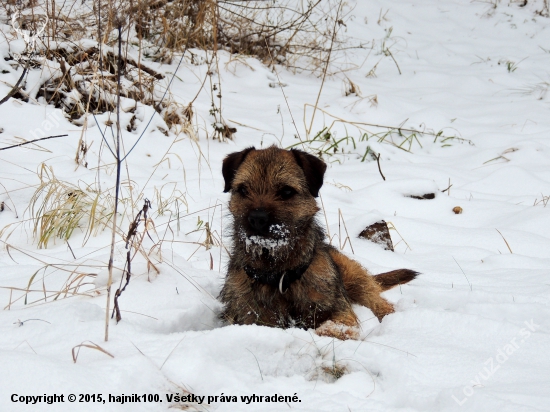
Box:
[222,146,326,261]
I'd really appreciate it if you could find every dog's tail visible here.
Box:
[374,269,419,291]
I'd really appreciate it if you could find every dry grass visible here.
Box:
[28,164,113,248]
[4,0,356,71]
[533,193,549,207]
[0,240,102,309]
[496,229,513,254]
[72,341,114,363]
[321,362,348,381]
[0,0,356,343]
[386,221,412,253]
[289,105,470,162]
[1,0,364,156]
[1,0,356,147]
[133,0,356,72]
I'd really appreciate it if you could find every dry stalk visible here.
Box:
[72,341,114,363]
[337,208,354,254]
[112,199,152,323]
[496,229,513,254]
[375,153,386,181]
[386,221,412,253]
[105,22,124,342]
[306,0,343,137]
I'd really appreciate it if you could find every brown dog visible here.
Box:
[219,146,418,339]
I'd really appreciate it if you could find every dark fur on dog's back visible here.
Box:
[219,146,417,339]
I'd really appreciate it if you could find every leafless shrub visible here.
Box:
[113,0,356,72]
[3,0,357,69]
[1,0,356,141]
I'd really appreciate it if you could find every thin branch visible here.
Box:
[442,179,453,194]
[386,48,401,75]
[120,50,189,161]
[105,23,124,342]
[0,66,29,106]
[0,134,68,151]
[307,1,343,137]
[263,37,303,145]
[375,153,386,181]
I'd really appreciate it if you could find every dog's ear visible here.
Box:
[290,149,327,197]
[222,147,255,192]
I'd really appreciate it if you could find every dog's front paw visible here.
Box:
[316,320,360,340]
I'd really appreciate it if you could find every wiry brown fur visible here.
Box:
[219,146,418,340]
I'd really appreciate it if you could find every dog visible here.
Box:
[219,146,418,339]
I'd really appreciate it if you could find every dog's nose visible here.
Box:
[248,209,269,232]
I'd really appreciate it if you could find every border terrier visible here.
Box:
[219,146,418,339]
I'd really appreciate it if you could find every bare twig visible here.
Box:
[375,153,386,181]
[385,48,401,75]
[442,178,452,195]
[0,134,68,151]
[264,37,303,145]
[67,242,76,260]
[105,23,124,342]
[307,1,343,137]
[112,199,152,323]
[0,66,29,106]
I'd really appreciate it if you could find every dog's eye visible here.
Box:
[277,186,297,200]
[235,185,249,197]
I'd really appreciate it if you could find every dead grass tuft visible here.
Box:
[28,164,112,248]
[321,363,348,381]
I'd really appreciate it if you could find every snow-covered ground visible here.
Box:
[1,0,549,411]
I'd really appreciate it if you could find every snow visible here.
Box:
[1,0,550,411]
[241,224,291,257]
